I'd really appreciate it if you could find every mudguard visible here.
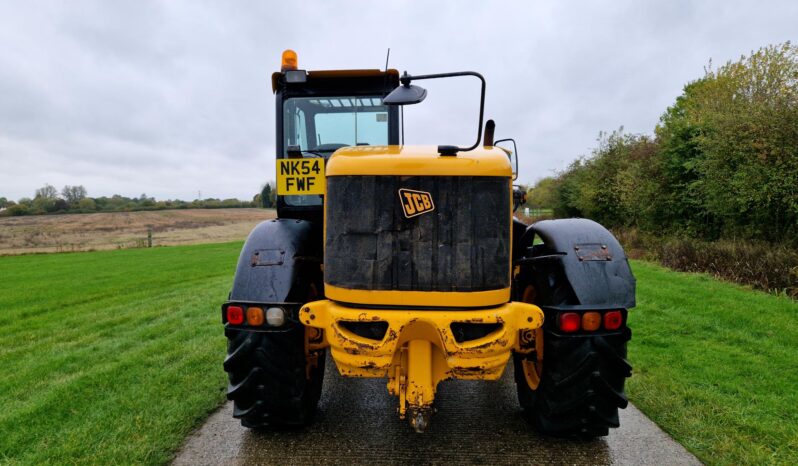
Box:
[230,218,322,304]
[517,218,635,309]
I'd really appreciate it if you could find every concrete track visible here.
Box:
[174,357,700,465]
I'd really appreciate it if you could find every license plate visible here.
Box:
[276,158,325,195]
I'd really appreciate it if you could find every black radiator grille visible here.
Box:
[325,176,510,292]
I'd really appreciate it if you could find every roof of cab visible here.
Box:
[272,69,399,93]
[326,145,513,177]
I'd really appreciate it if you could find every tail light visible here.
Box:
[557,310,625,333]
[246,307,264,326]
[266,307,286,327]
[559,312,581,333]
[227,306,244,325]
[582,312,601,331]
[604,310,623,330]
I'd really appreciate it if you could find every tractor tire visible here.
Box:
[223,325,325,429]
[514,328,632,438]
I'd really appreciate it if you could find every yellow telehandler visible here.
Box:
[221,50,635,436]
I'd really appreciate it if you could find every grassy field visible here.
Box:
[0,246,796,465]
[628,261,798,465]
[0,208,275,255]
[0,242,239,465]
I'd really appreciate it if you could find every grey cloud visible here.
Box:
[1,0,796,201]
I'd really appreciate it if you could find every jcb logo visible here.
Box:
[399,188,435,218]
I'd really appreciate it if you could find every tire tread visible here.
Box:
[515,329,631,438]
[224,326,325,429]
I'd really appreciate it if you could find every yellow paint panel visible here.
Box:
[324,283,510,308]
[299,299,544,425]
[326,145,513,177]
[276,158,325,195]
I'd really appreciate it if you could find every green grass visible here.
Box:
[628,260,798,465]
[0,246,796,465]
[0,243,240,465]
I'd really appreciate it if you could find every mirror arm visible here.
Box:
[403,71,486,155]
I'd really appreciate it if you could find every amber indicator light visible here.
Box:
[247,307,265,326]
[582,312,602,331]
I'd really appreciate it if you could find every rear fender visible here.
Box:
[229,218,322,305]
[516,218,635,312]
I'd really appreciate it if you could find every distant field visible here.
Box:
[0,208,275,255]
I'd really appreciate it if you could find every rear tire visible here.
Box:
[514,329,632,438]
[223,325,325,429]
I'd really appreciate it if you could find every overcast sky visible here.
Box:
[1,1,796,201]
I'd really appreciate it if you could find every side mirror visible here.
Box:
[494,138,518,180]
[381,70,486,155]
[383,84,427,105]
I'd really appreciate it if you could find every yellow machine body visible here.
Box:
[304,144,545,431]
[301,300,543,429]
[325,145,515,308]
[325,145,514,177]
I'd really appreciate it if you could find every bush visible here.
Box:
[655,238,798,298]
[546,43,798,246]
[5,204,29,216]
[614,228,798,298]
[77,198,97,211]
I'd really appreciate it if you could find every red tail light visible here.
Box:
[604,310,623,330]
[227,305,244,325]
[559,312,581,333]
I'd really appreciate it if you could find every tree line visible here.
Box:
[527,43,798,245]
[1,182,280,216]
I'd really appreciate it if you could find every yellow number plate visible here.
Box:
[277,158,325,195]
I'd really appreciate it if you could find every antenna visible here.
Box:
[382,48,401,144]
[381,48,391,96]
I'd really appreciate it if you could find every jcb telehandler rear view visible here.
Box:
[221,50,635,435]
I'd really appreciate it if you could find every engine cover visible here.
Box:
[325,175,511,294]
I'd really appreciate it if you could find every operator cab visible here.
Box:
[273,50,400,222]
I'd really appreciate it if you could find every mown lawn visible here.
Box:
[628,260,798,465]
[0,243,240,465]
[0,246,795,465]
